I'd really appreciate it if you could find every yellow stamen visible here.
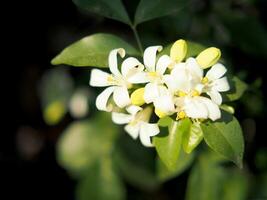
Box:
[201,77,209,84]
[107,75,114,82]
[176,111,186,120]
[191,89,200,97]
[130,88,145,106]
[176,91,187,97]
[148,71,158,77]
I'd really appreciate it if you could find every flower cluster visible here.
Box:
[89,40,230,147]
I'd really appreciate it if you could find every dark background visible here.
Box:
[2,0,267,199]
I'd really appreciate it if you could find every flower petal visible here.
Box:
[206,63,227,81]
[126,105,142,115]
[184,97,208,119]
[143,46,162,71]
[127,72,149,84]
[207,89,222,105]
[125,124,139,139]
[144,82,160,103]
[140,123,160,147]
[109,48,125,76]
[89,69,111,87]
[153,94,175,114]
[212,77,230,92]
[112,112,133,124]
[113,86,130,108]
[96,86,115,111]
[121,57,144,78]
[186,57,203,79]
[156,55,172,75]
[198,97,221,121]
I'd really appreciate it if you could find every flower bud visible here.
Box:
[170,39,187,63]
[196,47,221,69]
[130,88,145,106]
[155,108,168,118]
[44,100,66,125]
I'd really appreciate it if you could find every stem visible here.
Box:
[132,26,143,54]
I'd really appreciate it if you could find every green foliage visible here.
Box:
[134,0,188,26]
[39,68,74,125]
[183,122,203,154]
[51,33,139,67]
[225,76,247,102]
[72,0,131,25]
[153,117,191,170]
[201,112,244,168]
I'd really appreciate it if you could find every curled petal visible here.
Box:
[96,86,115,111]
[121,57,144,78]
[89,69,111,87]
[125,124,139,139]
[144,82,160,103]
[127,72,149,84]
[113,86,130,108]
[112,112,133,124]
[212,77,230,92]
[109,48,125,76]
[140,123,160,147]
[126,105,142,116]
[198,97,221,121]
[207,90,222,105]
[143,46,162,71]
[156,55,172,75]
[206,63,227,81]
[186,57,203,79]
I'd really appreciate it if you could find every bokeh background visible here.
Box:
[2,0,267,199]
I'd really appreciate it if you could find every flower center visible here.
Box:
[176,111,186,120]
[201,77,209,84]
[191,89,200,97]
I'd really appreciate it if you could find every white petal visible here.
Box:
[171,66,191,93]
[184,97,208,119]
[144,82,160,103]
[125,124,140,139]
[113,86,130,108]
[109,48,125,76]
[143,46,162,71]
[126,105,142,116]
[139,123,160,147]
[212,77,230,92]
[121,57,144,78]
[156,55,172,75]
[89,69,111,87]
[186,57,203,78]
[96,86,115,111]
[112,112,133,124]
[198,97,221,121]
[127,72,149,84]
[207,90,222,105]
[153,94,175,114]
[206,63,227,81]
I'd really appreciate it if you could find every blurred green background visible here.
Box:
[2,0,267,199]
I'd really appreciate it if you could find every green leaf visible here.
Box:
[183,122,203,154]
[153,118,191,170]
[134,0,189,26]
[158,41,206,58]
[51,33,139,67]
[57,113,119,175]
[186,151,227,200]
[201,112,244,167]
[76,158,125,200]
[157,150,195,182]
[39,68,74,125]
[224,76,247,102]
[73,0,131,25]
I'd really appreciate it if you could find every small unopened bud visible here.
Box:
[130,88,145,106]
[170,39,187,63]
[196,47,221,69]
[155,108,167,118]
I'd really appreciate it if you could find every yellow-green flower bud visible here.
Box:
[44,100,66,125]
[196,47,221,69]
[155,108,167,118]
[130,88,145,106]
[170,39,187,63]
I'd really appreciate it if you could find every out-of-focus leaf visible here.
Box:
[114,134,159,191]
[157,150,195,182]
[51,33,139,67]
[57,113,119,175]
[224,76,247,102]
[185,151,227,200]
[76,157,125,200]
[73,0,131,25]
[153,118,191,170]
[251,173,267,199]
[183,122,203,154]
[39,68,74,125]
[134,0,189,26]
[201,112,244,168]
[158,41,206,58]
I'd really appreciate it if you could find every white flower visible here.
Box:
[142,46,172,104]
[89,48,146,111]
[112,106,160,147]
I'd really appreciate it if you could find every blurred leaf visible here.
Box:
[72,0,131,25]
[157,150,195,182]
[251,173,267,199]
[159,41,206,58]
[153,118,191,170]
[134,0,189,26]
[201,112,244,168]
[222,170,249,200]
[39,68,74,125]
[224,76,247,102]
[57,113,119,175]
[114,134,159,191]
[185,151,226,200]
[51,33,139,67]
[183,122,203,154]
[76,157,125,200]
